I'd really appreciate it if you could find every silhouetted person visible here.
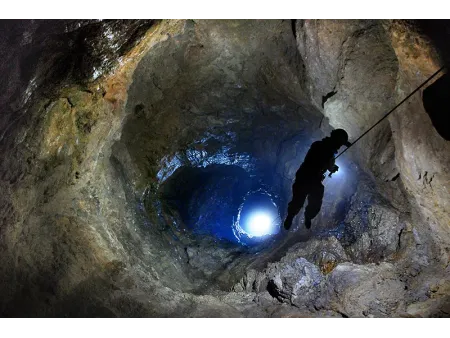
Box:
[284,129,351,230]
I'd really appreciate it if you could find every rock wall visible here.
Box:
[295,18,450,265]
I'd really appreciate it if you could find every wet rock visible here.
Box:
[0,20,154,115]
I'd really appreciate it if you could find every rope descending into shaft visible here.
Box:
[335,65,446,160]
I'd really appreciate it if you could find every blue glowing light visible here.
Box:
[233,191,281,240]
[246,211,275,237]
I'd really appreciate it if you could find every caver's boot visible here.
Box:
[283,214,294,230]
[304,217,312,229]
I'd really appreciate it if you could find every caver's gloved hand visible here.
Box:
[328,164,339,178]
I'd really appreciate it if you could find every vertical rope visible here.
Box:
[335,65,446,160]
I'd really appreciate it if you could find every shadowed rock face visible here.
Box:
[0,19,449,317]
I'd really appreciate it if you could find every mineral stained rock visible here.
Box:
[0,19,449,317]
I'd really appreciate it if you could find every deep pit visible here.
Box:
[0,19,449,317]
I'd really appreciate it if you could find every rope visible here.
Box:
[335,65,446,160]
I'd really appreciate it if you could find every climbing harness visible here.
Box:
[334,65,446,161]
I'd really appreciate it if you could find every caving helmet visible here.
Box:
[330,128,351,147]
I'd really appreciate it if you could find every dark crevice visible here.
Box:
[391,173,400,181]
[337,310,349,318]
[321,90,337,108]
[291,19,297,41]
[266,280,282,301]
[65,97,74,108]
[397,227,404,251]
[318,115,324,129]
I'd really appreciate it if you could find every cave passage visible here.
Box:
[159,164,282,246]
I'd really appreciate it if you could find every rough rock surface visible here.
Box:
[296,19,449,258]
[0,19,449,317]
[266,257,323,307]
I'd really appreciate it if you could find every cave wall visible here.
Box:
[386,21,450,260]
[294,19,450,264]
[0,20,194,316]
[115,20,320,192]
